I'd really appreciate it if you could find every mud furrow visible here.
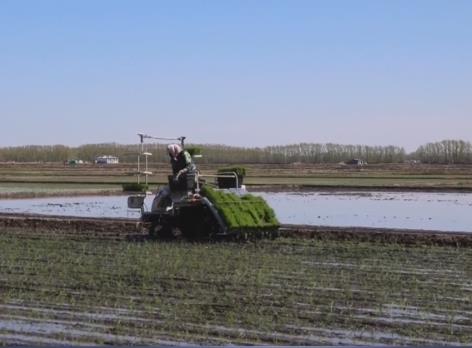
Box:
[2,213,472,245]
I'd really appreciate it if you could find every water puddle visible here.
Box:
[0,191,471,232]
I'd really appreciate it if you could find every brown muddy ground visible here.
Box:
[1,161,472,174]
[0,162,471,184]
[1,213,472,246]
[1,161,472,202]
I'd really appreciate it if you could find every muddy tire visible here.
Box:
[149,221,174,240]
[178,205,220,241]
[270,228,280,239]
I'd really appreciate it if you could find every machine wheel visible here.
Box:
[149,221,175,240]
[178,205,220,241]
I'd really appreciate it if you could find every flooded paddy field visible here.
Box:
[0,195,136,219]
[0,236,471,345]
[258,190,472,233]
[0,190,471,233]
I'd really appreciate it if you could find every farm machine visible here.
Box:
[127,134,279,240]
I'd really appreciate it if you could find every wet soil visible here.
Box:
[1,213,472,246]
[0,213,144,241]
[0,235,471,345]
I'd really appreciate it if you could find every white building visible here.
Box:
[95,155,119,164]
[345,158,367,166]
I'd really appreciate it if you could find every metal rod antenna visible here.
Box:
[137,134,144,184]
[140,135,185,143]
[135,133,186,190]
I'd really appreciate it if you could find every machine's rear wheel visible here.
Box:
[149,221,177,240]
[178,205,221,241]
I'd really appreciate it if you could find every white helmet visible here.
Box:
[167,144,182,158]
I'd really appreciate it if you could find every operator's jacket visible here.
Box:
[171,150,195,177]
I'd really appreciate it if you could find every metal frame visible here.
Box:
[196,172,239,193]
[135,133,186,187]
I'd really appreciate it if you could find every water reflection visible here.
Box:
[256,191,472,232]
[0,191,471,232]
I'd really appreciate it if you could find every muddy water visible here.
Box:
[0,191,471,232]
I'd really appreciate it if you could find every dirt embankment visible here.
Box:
[280,224,472,247]
[1,213,471,246]
[0,213,144,240]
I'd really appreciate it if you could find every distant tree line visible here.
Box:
[0,140,470,164]
[262,143,405,164]
[0,145,71,163]
[414,140,472,164]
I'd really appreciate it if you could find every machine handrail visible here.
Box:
[196,172,239,191]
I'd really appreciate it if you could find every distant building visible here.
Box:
[95,155,119,164]
[345,159,367,166]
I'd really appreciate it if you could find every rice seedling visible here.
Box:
[0,234,471,345]
[121,183,148,192]
[201,186,279,232]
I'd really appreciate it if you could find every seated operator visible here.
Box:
[167,144,196,184]
[151,144,196,211]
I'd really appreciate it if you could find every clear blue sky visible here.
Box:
[1,0,470,151]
